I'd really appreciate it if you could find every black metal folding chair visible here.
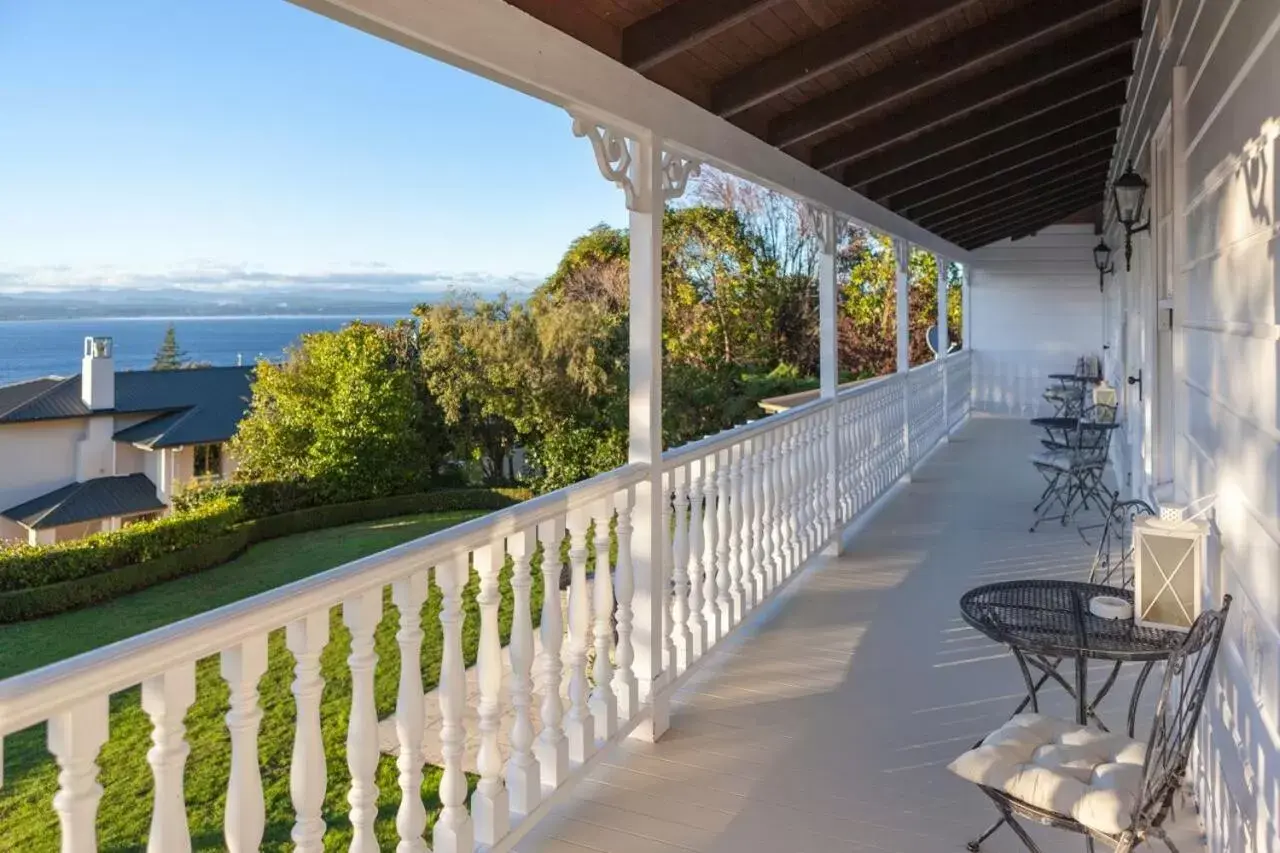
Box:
[952,597,1231,853]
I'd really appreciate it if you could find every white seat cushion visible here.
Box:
[948,713,1146,836]
[1029,450,1071,470]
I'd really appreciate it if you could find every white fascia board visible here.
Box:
[289,0,974,264]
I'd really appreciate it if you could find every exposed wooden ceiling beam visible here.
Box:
[894,134,1117,214]
[768,0,1118,147]
[907,153,1115,222]
[710,0,975,117]
[920,166,1111,232]
[842,81,1127,190]
[863,109,1121,201]
[945,191,1104,246]
[622,0,787,71]
[939,181,1106,237]
[811,35,1136,172]
[957,199,1098,248]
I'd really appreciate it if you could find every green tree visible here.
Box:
[152,324,187,370]
[230,322,434,497]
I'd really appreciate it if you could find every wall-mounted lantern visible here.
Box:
[1111,160,1150,271]
[1093,238,1115,292]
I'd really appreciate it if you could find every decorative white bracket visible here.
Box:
[570,109,701,212]
[804,204,840,256]
[892,236,912,273]
[661,150,701,203]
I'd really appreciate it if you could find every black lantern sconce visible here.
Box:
[1111,160,1150,271]
[1093,238,1115,292]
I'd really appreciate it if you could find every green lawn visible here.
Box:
[0,509,547,852]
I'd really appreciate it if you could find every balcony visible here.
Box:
[0,356,984,852]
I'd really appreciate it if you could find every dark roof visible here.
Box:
[2,474,166,530]
[0,377,62,420]
[504,0,1142,248]
[0,366,253,447]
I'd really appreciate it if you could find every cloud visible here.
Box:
[0,264,544,294]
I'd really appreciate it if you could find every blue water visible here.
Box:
[0,315,405,385]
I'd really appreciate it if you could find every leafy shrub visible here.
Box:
[0,497,243,592]
[0,488,530,622]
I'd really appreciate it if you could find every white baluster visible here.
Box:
[686,460,706,659]
[534,518,569,788]
[728,444,745,625]
[221,636,268,853]
[564,508,595,763]
[143,665,196,853]
[715,447,733,630]
[434,556,474,853]
[671,467,692,672]
[750,438,767,602]
[590,496,618,738]
[287,611,329,853]
[789,422,803,568]
[392,571,429,853]
[762,431,779,587]
[506,529,541,816]
[738,439,757,612]
[344,589,382,853]
[661,473,676,673]
[472,544,509,845]
[48,695,109,853]
[701,456,721,645]
[613,492,639,720]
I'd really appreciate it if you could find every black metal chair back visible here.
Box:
[1089,496,1156,588]
[1134,596,1231,831]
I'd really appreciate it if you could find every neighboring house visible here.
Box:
[0,337,252,545]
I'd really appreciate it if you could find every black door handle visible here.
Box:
[1127,370,1143,402]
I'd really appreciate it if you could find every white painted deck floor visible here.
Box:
[518,415,1206,853]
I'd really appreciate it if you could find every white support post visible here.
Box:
[812,205,841,553]
[894,237,912,477]
[628,130,668,741]
[572,109,700,743]
[961,263,971,355]
[935,253,949,442]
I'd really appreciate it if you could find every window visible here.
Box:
[194,443,223,478]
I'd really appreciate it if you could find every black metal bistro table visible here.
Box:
[959,580,1185,852]
[1030,415,1079,449]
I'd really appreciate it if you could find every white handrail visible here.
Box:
[0,462,647,734]
[661,396,832,469]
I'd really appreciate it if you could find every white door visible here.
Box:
[1127,107,1175,503]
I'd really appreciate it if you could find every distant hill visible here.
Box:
[0,285,528,321]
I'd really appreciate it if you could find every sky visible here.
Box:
[0,0,628,293]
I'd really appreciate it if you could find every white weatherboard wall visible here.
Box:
[0,419,86,541]
[969,225,1103,417]
[1101,2,1280,852]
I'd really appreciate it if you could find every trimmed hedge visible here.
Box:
[0,498,243,592]
[0,487,530,623]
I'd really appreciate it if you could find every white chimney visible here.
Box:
[81,336,115,410]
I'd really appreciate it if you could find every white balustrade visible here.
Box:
[0,370,982,853]
[392,571,429,853]
[344,589,382,853]
[506,529,541,816]
[142,665,196,853]
[472,544,509,844]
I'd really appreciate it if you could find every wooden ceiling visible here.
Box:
[504,0,1142,248]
